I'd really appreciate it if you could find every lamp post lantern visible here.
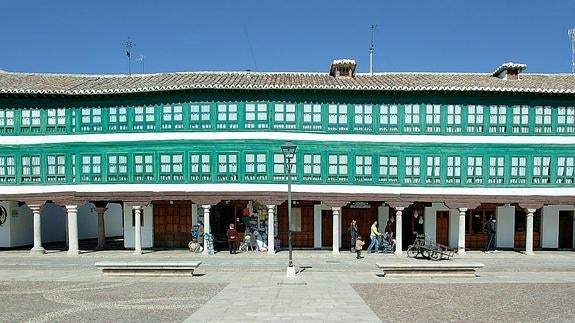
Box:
[281,141,297,278]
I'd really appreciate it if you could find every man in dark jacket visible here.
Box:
[349,219,358,253]
[485,218,497,253]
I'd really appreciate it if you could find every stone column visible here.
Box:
[267,205,276,254]
[94,206,107,250]
[201,205,211,255]
[525,209,536,255]
[66,205,79,255]
[133,205,142,255]
[332,207,341,254]
[29,204,46,254]
[394,207,404,255]
[458,208,467,255]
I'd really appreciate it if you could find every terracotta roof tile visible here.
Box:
[0,70,574,96]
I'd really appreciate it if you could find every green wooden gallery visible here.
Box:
[0,60,574,255]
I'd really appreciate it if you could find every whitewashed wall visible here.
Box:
[496,205,515,248]
[423,202,458,248]
[105,203,124,237]
[123,203,153,249]
[0,201,15,247]
[541,205,575,248]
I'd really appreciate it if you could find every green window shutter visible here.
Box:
[352,104,373,133]
[189,103,212,130]
[557,106,575,134]
[46,154,66,182]
[327,104,348,132]
[487,156,505,185]
[379,104,399,133]
[532,156,551,184]
[446,105,462,133]
[302,103,322,131]
[534,106,552,134]
[425,104,441,133]
[466,156,483,185]
[0,110,16,134]
[134,153,155,182]
[0,155,17,183]
[511,105,530,134]
[556,156,575,184]
[190,152,211,182]
[446,156,462,184]
[354,154,373,183]
[303,153,322,182]
[404,104,421,133]
[245,103,268,129]
[378,154,399,184]
[108,106,129,131]
[273,103,296,130]
[425,155,441,184]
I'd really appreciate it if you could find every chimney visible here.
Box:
[492,62,527,80]
[329,59,357,77]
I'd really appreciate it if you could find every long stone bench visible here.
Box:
[376,262,484,278]
[95,261,201,276]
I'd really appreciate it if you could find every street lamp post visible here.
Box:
[281,141,297,278]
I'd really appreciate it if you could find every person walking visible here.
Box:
[226,223,238,254]
[349,219,358,253]
[355,235,365,259]
[485,217,497,253]
[366,221,382,253]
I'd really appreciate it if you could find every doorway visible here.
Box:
[558,210,574,249]
[321,210,333,248]
[436,211,449,245]
[153,200,192,248]
[210,204,236,249]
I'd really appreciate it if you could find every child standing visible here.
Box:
[355,235,365,259]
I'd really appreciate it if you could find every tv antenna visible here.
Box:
[569,28,575,73]
[136,54,145,74]
[124,38,135,75]
[370,24,377,75]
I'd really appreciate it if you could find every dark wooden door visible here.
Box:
[436,211,449,245]
[342,206,378,250]
[153,200,192,248]
[558,211,574,249]
[322,210,333,247]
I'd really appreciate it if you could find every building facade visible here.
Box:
[0,60,574,255]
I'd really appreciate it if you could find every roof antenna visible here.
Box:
[569,28,575,73]
[124,38,135,76]
[370,24,377,75]
[137,54,145,74]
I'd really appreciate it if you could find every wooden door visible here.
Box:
[322,210,332,247]
[153,200,192,248]
[342,206,377,250]
[436,211,449,245]
[558,211,574,249]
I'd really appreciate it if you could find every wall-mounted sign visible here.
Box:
[350,202,370,209]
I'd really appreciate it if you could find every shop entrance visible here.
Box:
[210,204,237,249]
[321,210,332,248]
[558,210,574,249]
[436,211,449,245]
[153,200,192,248]
[341,205,378,250]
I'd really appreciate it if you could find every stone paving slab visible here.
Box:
[0,249,574,322]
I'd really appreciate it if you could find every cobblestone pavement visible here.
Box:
[0,249,574,322]
[0,281,226,323]
[353,283,575,322]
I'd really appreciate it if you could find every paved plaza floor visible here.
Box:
[0,248,574,322]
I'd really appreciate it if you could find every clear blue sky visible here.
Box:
[1,1,574,74]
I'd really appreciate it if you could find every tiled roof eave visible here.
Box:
[1,85,574,96]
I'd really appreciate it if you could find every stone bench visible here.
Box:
[95,261,201,276]
[376,262,484,278]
